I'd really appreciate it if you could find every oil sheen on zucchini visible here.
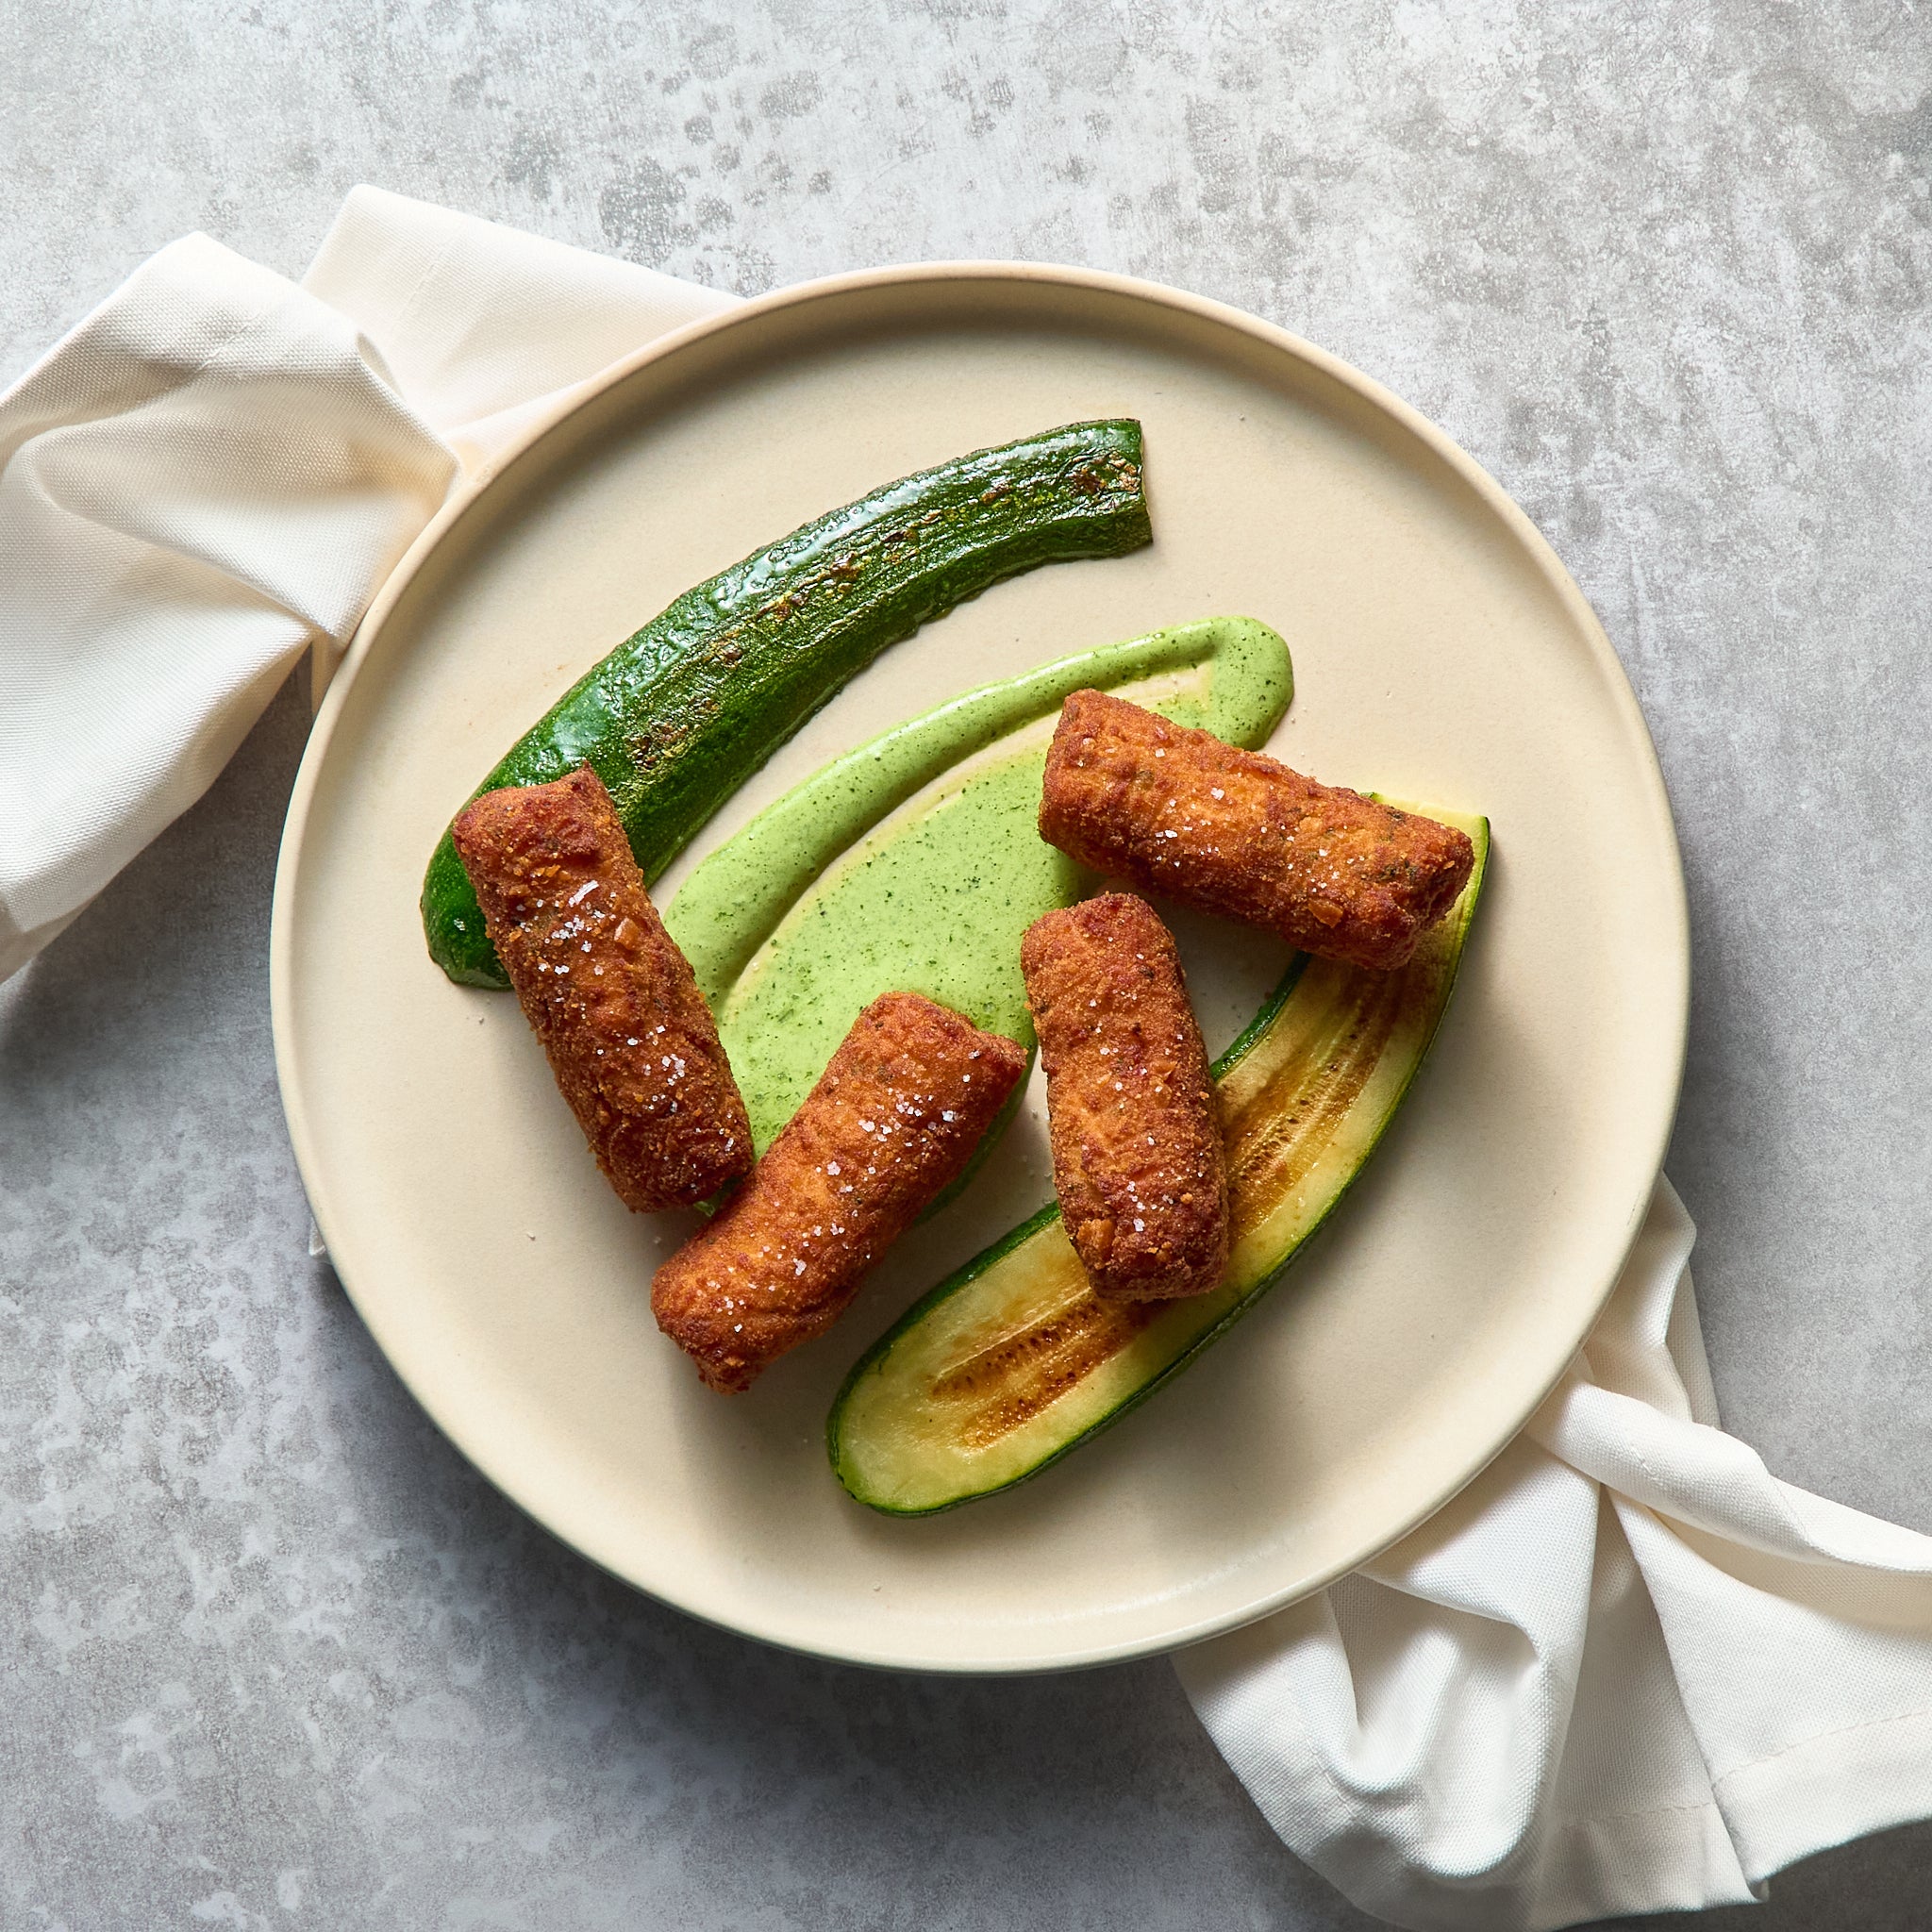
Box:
[827,809,1488,1514]
[423,420,1152,986]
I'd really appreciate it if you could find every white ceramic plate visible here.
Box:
[272,265,1686,1672]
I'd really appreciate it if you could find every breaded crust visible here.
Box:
[1039,690,1475,971]
[651,991,1026,1392]
[451,767,752,1212]
[1022,893,1228,1300]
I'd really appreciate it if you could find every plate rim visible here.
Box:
[271,258,1690,1673]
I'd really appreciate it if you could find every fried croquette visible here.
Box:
[451,766,752,1212]
[651,991,1026,1392]
[1038,690,1476,972]
[1022,893,1228,1300]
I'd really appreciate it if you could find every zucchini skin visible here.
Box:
[423,421,1152,986]
[827,815,1488,1515]
[822,970,1302,1515]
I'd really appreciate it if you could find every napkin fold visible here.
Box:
[1179,1179,1932,1928]
[0,186,732,980]
[8,188,1931,1931]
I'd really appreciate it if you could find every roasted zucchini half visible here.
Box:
[423,420,1151,986]
[827,809,1489,1514]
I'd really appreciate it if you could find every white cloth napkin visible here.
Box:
[8,189,1932,1930]
[1179,1179,1932,1928]
[0,186,731,980]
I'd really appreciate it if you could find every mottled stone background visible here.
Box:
[4,2,1930,1926]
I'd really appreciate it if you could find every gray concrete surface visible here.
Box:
[4,2,1930,1926]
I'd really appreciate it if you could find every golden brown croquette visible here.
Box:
[1039,691,1474,972]
[1023,893,1227,1300]
[451,766,752,1212]
[651,991,1026,1392]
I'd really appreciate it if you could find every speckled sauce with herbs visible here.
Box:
[662,616,1292,1158]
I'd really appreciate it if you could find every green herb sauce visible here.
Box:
[662,616,1292,1158]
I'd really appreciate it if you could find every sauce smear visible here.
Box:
[663,616,1293,1161]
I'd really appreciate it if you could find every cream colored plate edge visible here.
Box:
[272,263,1688,1673]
